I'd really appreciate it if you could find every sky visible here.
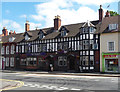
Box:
[0,0,119,34]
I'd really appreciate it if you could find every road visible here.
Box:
[1,71,120,92]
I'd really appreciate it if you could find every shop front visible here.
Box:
[102,53,120,73]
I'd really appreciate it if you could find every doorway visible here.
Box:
[68,55,75,70]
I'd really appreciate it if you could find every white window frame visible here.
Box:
[108,41,115,52]
[22,45,24,53]
[10,57,14,67]
[6,57,9,67]
[6,46,9,54]
[58,56,67,66]
[11,45,14,54]
[109,24,118,31]
[16,46,18,53]
[1,46,5,54]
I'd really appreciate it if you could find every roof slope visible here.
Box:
[95,15,120,34]
[2,20,99,43]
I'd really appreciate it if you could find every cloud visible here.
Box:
[2,19,23,33]
[29,22,42,30]
[31,0,99,28]
[1,19,42,33]
[30,0,118,28]
[30,15,44,21]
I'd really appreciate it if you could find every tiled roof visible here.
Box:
[1,20,100,43]
[2,33,23,43]
[95,15,120,34]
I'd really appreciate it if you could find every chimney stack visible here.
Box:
[105,10,110,17]
[99,5,104,22]
[2,27,8,36]
[54,15,61,30]
[25,21,30,31]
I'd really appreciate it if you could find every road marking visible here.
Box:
[0,79,24,91]
[71,88,81,90]
[59,87,68,90]
[48,86,57,89]
[40,85,50,89]
[23,83,81,90]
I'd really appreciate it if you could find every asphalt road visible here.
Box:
[1,72,120,92]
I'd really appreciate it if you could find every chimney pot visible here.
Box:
[54,15,61,30]
[2,27,8,36]
[3,27,6,29]
[105,10,110,17]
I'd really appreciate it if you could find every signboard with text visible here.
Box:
[104,55,118,58]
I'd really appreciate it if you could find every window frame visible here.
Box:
[108,41,115,52]
[11,45,15,54]
[1,46,5,54]
[10,57,14,67]
[6,46,9,54]
[5,57,9,67]
[58,56,67,66]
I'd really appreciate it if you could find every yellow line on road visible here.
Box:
[0,79,24,91]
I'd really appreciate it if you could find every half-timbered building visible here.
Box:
[2,5,113,72]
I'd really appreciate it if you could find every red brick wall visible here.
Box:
[94,51,100,72]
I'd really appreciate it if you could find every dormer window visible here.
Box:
[59,26,69,37]
[109,24,118,31]
[9,37,15,42]
[39,33,45,39]
[61,31,67,37]
[25,34,30,41]
[38,30,45,39]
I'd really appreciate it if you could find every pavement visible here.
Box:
[0,79,24,91]
[1,70,120,77]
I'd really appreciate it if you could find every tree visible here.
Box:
[109,11,119,16]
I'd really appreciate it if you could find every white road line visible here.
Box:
[57,87,68,90]
[23,83,82,91]
[39,85,50,89]
[23,84,29,86]
[48,86,58,89]
[71,88,81,90]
